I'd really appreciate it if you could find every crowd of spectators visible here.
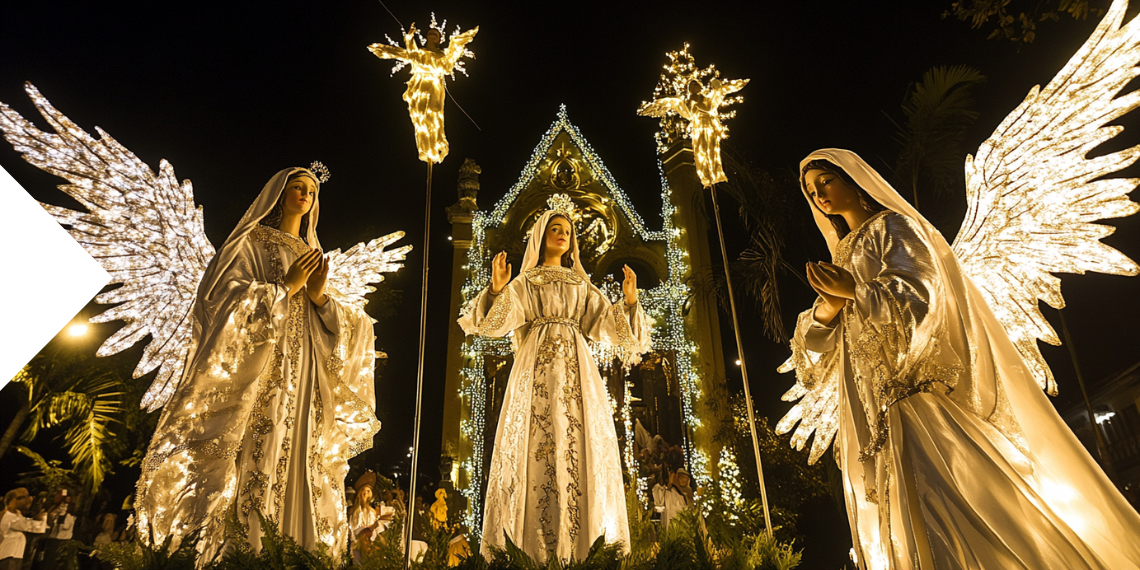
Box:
[0,488,132,570]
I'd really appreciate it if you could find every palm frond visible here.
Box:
[718,152,795,343]
[892,65,987,205]
[64,393,122,492]
[14,445,78,493]
[22,391,94,442]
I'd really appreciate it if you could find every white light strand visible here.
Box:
[453,110,737,531]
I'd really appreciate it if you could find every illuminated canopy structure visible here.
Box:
[440,107,741,533]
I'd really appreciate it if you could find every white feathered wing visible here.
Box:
[952,0,1140,395]
[0,83,411,411]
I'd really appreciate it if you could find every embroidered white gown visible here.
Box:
[136,169,381,563]
[780,150,1140,570]
[460,264,651,562]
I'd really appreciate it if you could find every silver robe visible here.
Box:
[789,211,1136,570]
[459,265,651,563]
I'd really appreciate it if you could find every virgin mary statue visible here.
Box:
[135,167,382,562]
[459,207,651,563]
[783,149,1140,569]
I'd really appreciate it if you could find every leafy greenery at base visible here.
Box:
[97,488,800,570]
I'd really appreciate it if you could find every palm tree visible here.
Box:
[717,152,804,344]
[890,65,986,209]
[1,347,126,493]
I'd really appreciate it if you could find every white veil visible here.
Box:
[800,149,1140,567]
[187,167,322,369]
[518,209,588,278]
[497,209,588,350]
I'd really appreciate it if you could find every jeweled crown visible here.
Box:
[546,193,576,219]
[309,161,331,184]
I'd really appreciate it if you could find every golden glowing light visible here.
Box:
[777,0,1140,472]
[66,323,88,337]
[368,14,478,164]
[952,0,1140,395]
[638,44,747,188]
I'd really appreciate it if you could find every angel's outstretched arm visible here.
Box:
[718,78,749,96]
[444,26,479,70]
[637,97,691,121]
[368,29,412,62]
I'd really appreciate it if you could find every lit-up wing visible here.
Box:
[774,310,843,465]
[0,83,214,411]
[636,97,691,121]
[774,351,841,466]
[951,0,1140,395]
[324,232,411,311]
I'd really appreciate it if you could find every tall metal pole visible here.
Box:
[1058,307,1116,481]
[708,184,772,536]
[404,162,433,568]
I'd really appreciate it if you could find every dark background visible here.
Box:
[3,0,1139,566]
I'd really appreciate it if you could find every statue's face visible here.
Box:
[687,80,702,96]
[804,168,862,217]
[425,29,442,48]
[360,486,373,503]
[283,175,317,216]
[544,216,572,261]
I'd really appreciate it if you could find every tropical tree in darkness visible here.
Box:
[889,65,987,210]
[716,151,804,344]
[0,347,128,493]
[944,0,1106,44]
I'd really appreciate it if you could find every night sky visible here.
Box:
[3,0,1140,563]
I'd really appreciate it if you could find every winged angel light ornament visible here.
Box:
[637,44,747,188]
[776,2,1140,568]
[0,84,411,562]
[368,15,477,164]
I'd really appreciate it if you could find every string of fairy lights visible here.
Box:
[454,108,740,533]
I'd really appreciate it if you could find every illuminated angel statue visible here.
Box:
[0,84,411,563]
[776,3,1140,568]
[638,73,747,187]
[368,17,477,164]
[459,199,652,563]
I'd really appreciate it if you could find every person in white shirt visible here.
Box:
[0,488,47,570]
[651,468,694,531]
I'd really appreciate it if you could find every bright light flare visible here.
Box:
[67,323,89,337]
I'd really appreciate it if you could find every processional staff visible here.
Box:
[367,13,478,567]
[637,44,772,536]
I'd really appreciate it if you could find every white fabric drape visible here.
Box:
[136,168,381,563]
[459,210,651,563]
[790,149,1140,570]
